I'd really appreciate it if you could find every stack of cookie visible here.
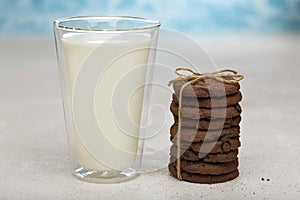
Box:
[169,77,242,184]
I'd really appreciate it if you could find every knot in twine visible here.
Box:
[168,68,244,180]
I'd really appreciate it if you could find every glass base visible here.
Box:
[73,166,138,183]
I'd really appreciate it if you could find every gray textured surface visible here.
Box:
[1,34,300,199]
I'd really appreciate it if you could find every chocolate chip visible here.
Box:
[222,141,231,152]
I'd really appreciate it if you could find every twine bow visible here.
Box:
[168,68,244,180]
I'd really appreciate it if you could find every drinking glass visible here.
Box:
[53,16,160,183]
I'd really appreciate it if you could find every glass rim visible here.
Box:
[53,16,161,32]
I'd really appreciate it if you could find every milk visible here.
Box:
[62,33,151,171]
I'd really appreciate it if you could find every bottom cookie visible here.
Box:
[169,157,238,174]
[169,163,239,184]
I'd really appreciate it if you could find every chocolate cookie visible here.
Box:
[172,91,242,108]
[170,125,240,142]
[170,146,238,162]
[174,137,241,154]
[170,102,242,119]
[173,115,241,130]
[169,162,239,184]
[172,78,240,98]
[169,158,238,175]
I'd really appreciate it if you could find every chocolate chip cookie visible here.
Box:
[169,162,239,184]
[170,102,242,119]
[170,146,238,162]
[170,125,240,142]
[172,78,240,98]
[173,115,241,130]
[172,91,242,108]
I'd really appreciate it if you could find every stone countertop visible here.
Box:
[0,34,300,200]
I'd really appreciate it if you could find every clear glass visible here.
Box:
[53,16,160,183]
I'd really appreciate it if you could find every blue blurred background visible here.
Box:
[0,0,300,34]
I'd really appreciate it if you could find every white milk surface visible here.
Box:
[62,33,151,171]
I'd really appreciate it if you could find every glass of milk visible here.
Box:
[53,16,160,183]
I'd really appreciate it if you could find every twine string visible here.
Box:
[168,68,244,180]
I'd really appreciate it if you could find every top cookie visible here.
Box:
[173,78,240,98]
